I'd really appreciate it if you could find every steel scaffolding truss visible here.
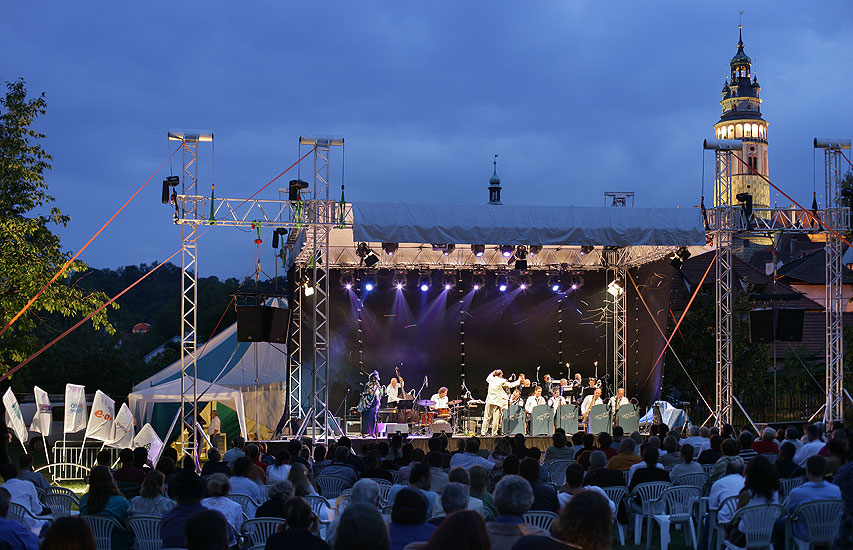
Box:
[606,266,628,392]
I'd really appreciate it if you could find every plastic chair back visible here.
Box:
[304,495,332,524]
[603,485,628,511]
[791,499,845,545]
[80,515,121,550]
[365,478,392,486]
[780,476,806,498]
[227,493,259,518]
[702,464,715,476]
[672,472,708,489]
[662,486,701,521]
[43,493,79,518]
[316,476,350,499]
[545,460,572,487]
[523,510,558,532]
[128,516,162,550]
[378,485,392,506]
[242,517,286,548]
[729,504,783,548]
[335,494,352,513]
[632,481,670,516]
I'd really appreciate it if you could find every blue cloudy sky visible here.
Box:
[2,2,852,278]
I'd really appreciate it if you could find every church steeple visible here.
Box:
[488,155,502,205]
[712,24,770,214]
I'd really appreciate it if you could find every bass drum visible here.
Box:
[420,411,435,425]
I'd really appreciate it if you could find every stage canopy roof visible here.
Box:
[294,202,708,269]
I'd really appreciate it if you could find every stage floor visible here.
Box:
[266,434,555,454]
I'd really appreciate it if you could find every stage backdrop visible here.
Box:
[324,263,672,411]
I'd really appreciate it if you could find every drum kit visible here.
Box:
[413,398,470,434]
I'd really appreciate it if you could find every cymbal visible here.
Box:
[417,399,436,407]
[448,400,463,405]
[466,399,485,405]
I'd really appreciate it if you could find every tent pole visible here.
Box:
[42,434,51,480]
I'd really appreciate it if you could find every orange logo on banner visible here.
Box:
[94,410,113,422]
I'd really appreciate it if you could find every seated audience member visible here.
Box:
[543,431,573,462]
[773,455,842,548]
[431,468,484,517]
[334,502,390,550]
[679,425,705,449]
[726,456,780,544]
[129,470,176,517]
[670,444,703,480]
[752,427,780,455]
[489,438,512,463]
[700,460,745,549]
[520,457,558,512]
[42,516,96,550]
[255,480,295,519]
[320,445,359,487]
[526,448,549,481]
[429,482,469,526]
[559,462,616,515]
[289,463,332,521]
[133,447,151,473]
[659,436,682,468]
[707,438,743,486]
[79,465,133,550]
[388,488,436,550]
[486,475,549,550]
[259,442,275,467]
[597,432,617,459]
[469,466,497,519]
[423,509,489,550]
[336,436,367,475]
[266,451,292,483]
[501,454,520,477]
[96,450,113,469]
[738,431,758,463]
[327,479,379,546]
[387,463,438,516]
[244,444,268,484]
[573,434,598,470]
[155,457,177,498]
[313,444,331,475]
[698,434,723,465]
[427,452,449,493]
[161,471,208,549]
[201,447,231,476]
[113,448,145,484]
[397,448,426,483]
[201,474,243,538]
[0,487,38,550]
[230,456,264,507]
[607,438,641,471]
[583,450,625,488]
[450,438,499,470]
[794,423,826,466]
[825,438,847,477]
[784,427,804,451]
[513,489,613,550]
[511,433,528,458]
[627,444,666,485]
[265,496,331,550]
[628,447,670,495]
[568,431,585,457]
[185,509,229,550]
[222,436,246,468]
[775,442,804,478]
[17,455,49,492]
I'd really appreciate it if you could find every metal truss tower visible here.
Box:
[706,139,739,427]
[816,138,851,423]
[604,249,628,393]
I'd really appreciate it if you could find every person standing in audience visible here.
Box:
[185,509,229,550]
[129,470,176,517]
[423,509,490,550]
[513,488,612,550]
[698,435,723,465]
[670,444,703,480]
[78,466,133,550]
[606,438,641,471]
[519,457,558,513]
[265,496,331,550]
[334,502,390,550]
[388,488,436,550]
[0,487,38,550]
[485,475,548,550]
[161,471,207,549]
[201,474,243,540]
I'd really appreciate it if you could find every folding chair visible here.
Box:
[545,460,572,487]
[315,476,351,499]
[603,485,629,545]
[242,517,286,550]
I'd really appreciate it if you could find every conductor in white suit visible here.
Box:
[481,370,523,436]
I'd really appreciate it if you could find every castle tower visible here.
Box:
[713,26,770,212]
[488,155,502,205]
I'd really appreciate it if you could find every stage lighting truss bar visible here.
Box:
[173,195,353,229]
[706,207,837,234]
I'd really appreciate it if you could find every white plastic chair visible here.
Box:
[242,517,285,550]
[785,499,844,550]
[8,503,52,529]
[46,486,78,498]
[653,486,701,550]
[702,464,716,476]
[128,515,162,550]
[721,504,783,550]
[316,476,351,499]
[335,494,352,514]
[673,473,708,490]
[227,493,260,519]
[780,477,806,500]
[43,492,79,518]
[712,495,740,550]
[545,460,572,487]
[304,495,332,539]
[80,515,127,550]
[523,510,558,532]
[378,485,392,506]
[603,485,629,545]
[365,478,392,487]
[630,481,670,548]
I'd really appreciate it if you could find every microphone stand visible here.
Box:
[335,388,351,435]
[415,377,428,435]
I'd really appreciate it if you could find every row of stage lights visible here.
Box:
[337,270,593,294]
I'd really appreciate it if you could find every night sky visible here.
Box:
[2,2,851,278]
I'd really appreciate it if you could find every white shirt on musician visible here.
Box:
[485,373,521,408]
[609,395,630,410]
[525,395,547,413]
[581,395,604,416]
[548,395,568,409]
[430,394,449,409]
[387,383,404,404]
[508,395,524,408]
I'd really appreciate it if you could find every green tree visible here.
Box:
[0,78,114,371]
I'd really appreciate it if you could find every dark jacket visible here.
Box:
[583,468,626,488]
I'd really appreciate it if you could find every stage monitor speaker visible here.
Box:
[777,309,804,342]
[236,305,265,342]
[749,309,774,343]
[382,423,410,436]
[428,420,452,436]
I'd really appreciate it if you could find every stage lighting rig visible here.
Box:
[382,242,399,256]
[579,245,595,256]
[606,280,624,297]
[496,273,509,292]
[548,273,562,292]
[514,246,528,270]
[271,228,287,249]
[418,272,432,292]
[161,176,179,204]
[500,245,515,258]
[340,271,354,290]
[303,274,315,297]
[432,244,455,256]
[392,271,407,290]
[472,272,485,290]
[471,244,486,257]
[442,272,457,290]
[529,245,543,255]
[356,242,379,267]
[363,272,377,292]
[519,273,532,290]
[288,179,309,201]
[570,272,584,290]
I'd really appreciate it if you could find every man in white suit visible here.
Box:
[481,370,523,436]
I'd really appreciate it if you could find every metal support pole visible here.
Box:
[613,267,627,393]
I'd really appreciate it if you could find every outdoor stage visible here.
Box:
[266,435,555,454]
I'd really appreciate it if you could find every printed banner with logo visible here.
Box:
[29,386,52,437]
[64,384,88,434]
[2,388,28,444]
[84,390,115,442]
[109,403,135,448]
[133,423,163,464]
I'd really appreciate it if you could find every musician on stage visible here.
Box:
[524,386,546,413]
[386,371,405,406]
[430,387,449,410]
[541,373,554,395]
[519,378,534,399]
[359,370,383,437]
[508,389,524,408]
[609,388,630,411]
[581,377,598,400]
[481,370,523,436]
[581,387,603,423]
[570,373,584,402]
[548,386,568,409]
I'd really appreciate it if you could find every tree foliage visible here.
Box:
[0,78,114,372]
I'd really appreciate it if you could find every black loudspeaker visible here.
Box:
[237,305,290,343]
[237,306,265,342]
[749,309,774,343]
[777,309,804,342]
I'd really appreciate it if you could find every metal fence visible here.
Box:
[51,442,120,482]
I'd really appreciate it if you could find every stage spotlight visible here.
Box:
[363,273,377,292]
[471,244,485,257]
[519,273,532,290]
[472,273,485,290]
[515,246,528,260]
[432,244,455,255]
[303,275,314,297]
[579,245,595,256]
[340,271,354,290]
[607,280,624,297]
[288,179,309,201]
[496,274,508,292]
[442,272,457,290]
[548,273,562,292]
[392,271,407,290]
[500,245,514,258]
[570,271,584,290]
[356,242,379,267]
[382,242,399,256]
[676,246,692,261]
[418,272,432,292]
[529,245,543,255]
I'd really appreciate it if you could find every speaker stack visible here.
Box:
[236,305,290,343]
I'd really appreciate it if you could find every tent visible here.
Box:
[128,376,248,438]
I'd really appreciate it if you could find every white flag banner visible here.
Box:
[29,386,52,437]
[2,388,28,444]
[84,390,115,442]
[64,384,88,434]
[133,423,163,463]
[109,403,135,448]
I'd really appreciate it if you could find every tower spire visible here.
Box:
[488,154,502,205]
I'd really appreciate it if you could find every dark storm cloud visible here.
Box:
[2,1,851,277]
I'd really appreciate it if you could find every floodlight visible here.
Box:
[356,242,379,267]
[496,274,508,292]
[500,245,514,258]
[548,273,562,292]
[382,242,399,256]
[472,273,485,290]
[607,280,624,296]
[471,244,485,257]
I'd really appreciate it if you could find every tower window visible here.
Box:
[744,125,752,138]
[752,124,759,138]
[735,124,743,139]
[748,157,757,172]
[728,125,735,139]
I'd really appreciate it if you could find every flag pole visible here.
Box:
[42,435,51,480]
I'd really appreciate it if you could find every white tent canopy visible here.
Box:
[128,376,248,438]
